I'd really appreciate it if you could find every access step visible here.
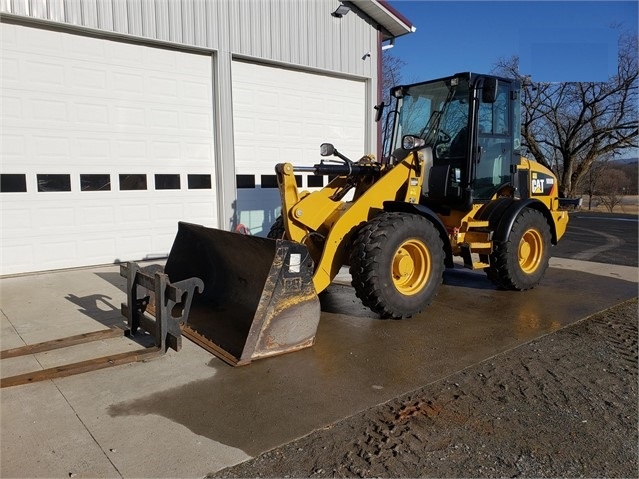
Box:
[460,242,492,270]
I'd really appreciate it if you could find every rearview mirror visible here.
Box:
[320,143,335,156]
[374,102,386,122]
[482,78,498,104]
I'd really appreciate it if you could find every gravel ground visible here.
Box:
[212,297,638,478]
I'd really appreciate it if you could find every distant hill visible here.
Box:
[610,158,638,194]
[611,157,638,166]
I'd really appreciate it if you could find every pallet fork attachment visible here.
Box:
[0,263,203,388]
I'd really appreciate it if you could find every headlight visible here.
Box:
[402,135,425,150]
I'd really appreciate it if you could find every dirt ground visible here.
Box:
[212,297,638,478]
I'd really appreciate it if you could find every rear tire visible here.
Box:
[349,212,445,319]
[485,208,551,290]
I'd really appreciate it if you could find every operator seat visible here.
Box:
[448,126,468,158]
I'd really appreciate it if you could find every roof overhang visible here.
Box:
[350,0,416,40]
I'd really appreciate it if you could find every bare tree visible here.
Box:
[596,167,631,212]
[577,156,609,210]
[380,51,406,156]
[381,51,405,102]
[493,31,638,197]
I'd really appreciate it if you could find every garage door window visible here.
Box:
[187,174,212,189]
[81,174,111,191]
[37,174,71,192]
[308,176,324,188]
[260,174,302,188]
[155,174,181,190]
[0,174,27,193]
[236,174,255,189]
[260,175,278,188]
[119,174,147,190]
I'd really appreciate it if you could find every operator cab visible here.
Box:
[385,73,522,211]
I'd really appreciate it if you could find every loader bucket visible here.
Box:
[164,222,321,366]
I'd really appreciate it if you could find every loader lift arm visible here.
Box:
[277,144,426,294]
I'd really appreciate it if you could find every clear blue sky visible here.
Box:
[387,1,638,83]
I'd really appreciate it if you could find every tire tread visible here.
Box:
[350,212,444,319]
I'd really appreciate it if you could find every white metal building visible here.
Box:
[0,0,414,275]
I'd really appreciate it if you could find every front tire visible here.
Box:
[349,212,445,319]
[485,208,551,290]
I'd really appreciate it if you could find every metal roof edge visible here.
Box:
[350,0,416,40]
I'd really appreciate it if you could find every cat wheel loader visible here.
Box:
[161,72,569,366]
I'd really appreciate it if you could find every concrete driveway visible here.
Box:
[1,258,637,478]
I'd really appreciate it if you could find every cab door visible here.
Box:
[474,81,513,200]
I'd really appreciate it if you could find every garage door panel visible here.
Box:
[1,242,34,273]
[184,111,213,132]
[232,87,256,107]
[182,80,211,103]
[1,95,22,119]
[62,34,103,59]
[183,141,213,161]
[148,75,179,96]
[76,102,111,125]
[79,205,116,225]
[37,241,78,264]
[151,203,186,225]
[70,65,108,91]
[114,106,146,127]
[79,238,118,260]
[0,24,217,275]
[115,139,147,160]
[117,235,154,260]
[280,119,303,137]
[112,71,144,96]
[2,204,30,224]
[27,59,66,86]
[184,201,218,226]
[0,132,25,158]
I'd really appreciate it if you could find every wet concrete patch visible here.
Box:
[107,267,637,457]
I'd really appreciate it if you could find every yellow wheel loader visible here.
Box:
[161,72,568,365]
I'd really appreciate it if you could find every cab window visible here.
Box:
[474,83,512,199]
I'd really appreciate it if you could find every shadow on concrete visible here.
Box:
[64,293,126,329]
[62,263,166,344]
[443,266,496,290]
[319,285,379,318]
[320,266,495,317]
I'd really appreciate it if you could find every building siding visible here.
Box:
[1,0,377,78]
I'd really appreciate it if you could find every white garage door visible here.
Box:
[232,61,366,236]
[0,24,217,275]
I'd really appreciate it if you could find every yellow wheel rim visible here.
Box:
[519,228,543,274]
[392,239,431,295]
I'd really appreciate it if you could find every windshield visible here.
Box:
[390,78,470,160]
